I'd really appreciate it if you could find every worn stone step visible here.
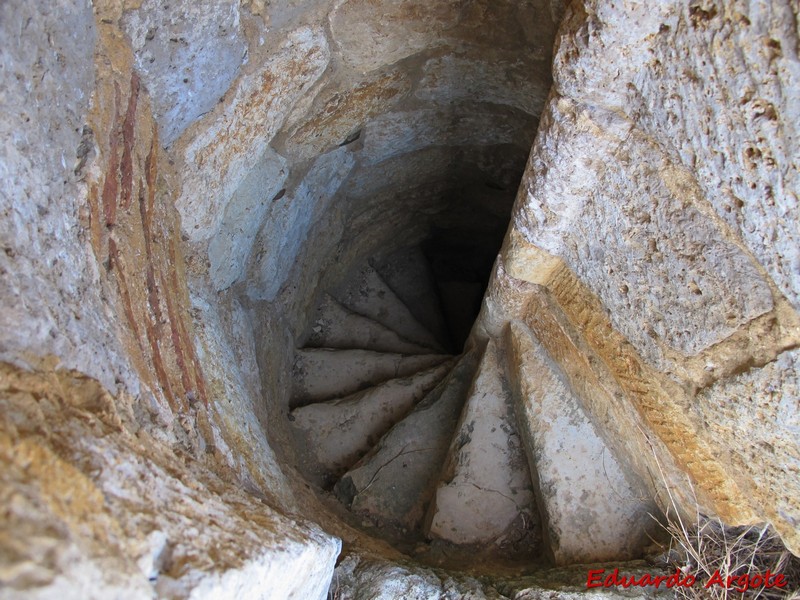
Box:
[426,338,541,552]
[291,348,450,407]
[333,263,444,352]
[334,349,482,535]
[371,246,452,351]
[505,320,657,566]
[289,361,453,488]
[303,294,433,355]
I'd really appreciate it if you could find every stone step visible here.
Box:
[505,320,657,566]
[371,246,452,351]
[291,349,450,407]
[303,294,433,355]
[426,338,541,552]
[334,349,482,535]
[332,263,444,352]
[289,361,453,489]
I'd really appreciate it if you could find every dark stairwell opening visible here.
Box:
[226,0,564,577]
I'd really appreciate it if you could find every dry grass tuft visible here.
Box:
[663,509,800,600]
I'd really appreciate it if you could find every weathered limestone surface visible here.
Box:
[332,264,443,351]
[338,351,481,532]
[372,246,451,349]
[416,53,551,117]
[290,363,451,485]
[506,321,657,565]
[291,348,448,406]
[120,0,247,146]
[249,147,354,300]
[329,0,464,73]
[6,0,800,595]
[361,106,535,167]
[486,0,800,555]
[553,0,800,312]
[0,0,138,394]
[208,148,288,291]
[516,97,774,366]
[1,4,343,596]
[303,294,435,354]
[283,69,412,160]
[174,26,330,244]
[695,349,800,553]
[428,339,539,548]
[0,364,339,600]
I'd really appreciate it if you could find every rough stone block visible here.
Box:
[121,0,247,145]
[208,148,288,291]
[695,348,800,555]
[516,98,773,366]
[175,26,329,243]
[506,321,656,565]
[427,339,539,548]
[361,106,535,166]
[416,53,551,118]
[249,147,354,300]
[329,0,462,73]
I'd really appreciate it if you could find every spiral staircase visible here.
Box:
[285,244,539,566]
[285,243,660,570]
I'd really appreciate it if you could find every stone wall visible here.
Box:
[1,0,798,596]
[486,0,800,554]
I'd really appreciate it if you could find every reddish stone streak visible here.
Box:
[136,170,181,412]
[138,181,163,328]
[162,269,193,403]
[145,131,157,217]
[108,238,143,353]
[120,73,140,211]
[102,83,122,228]
[168,237,210,408]
[88,184,101,255]
[143,309,179,412]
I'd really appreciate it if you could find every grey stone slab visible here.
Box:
[505,321,656,565]
[427,339,540,549]
[291,348,450,407]
[290,362,452,487]
[335,350,481,533]
[120,0,247,145]
[303,294,434,355]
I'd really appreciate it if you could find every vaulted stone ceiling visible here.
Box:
[120,0,560,302]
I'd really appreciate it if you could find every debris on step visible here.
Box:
[334,349,482,535]
[333,263,444,352]
[290,361,453,488]
[426,338,541,554]
[291,348,450,407]
[505,320,658,566]
[303,294,433,354]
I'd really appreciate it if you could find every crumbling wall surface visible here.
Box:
[0,363,339,600]
[492,0,800,553]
